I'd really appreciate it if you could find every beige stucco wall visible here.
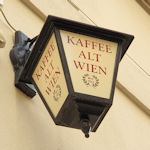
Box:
[0,0,150,150]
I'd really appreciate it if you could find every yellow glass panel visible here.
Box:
[60,30,118,99]
[32,33,68,117]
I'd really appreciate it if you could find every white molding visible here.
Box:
[0,30,6,48]
[117,55,150,115]
[21,0,46,20]
[0,0,3,6]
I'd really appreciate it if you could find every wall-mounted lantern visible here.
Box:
[10,16,134,138]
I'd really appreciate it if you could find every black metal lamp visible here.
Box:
[10,16,134,138]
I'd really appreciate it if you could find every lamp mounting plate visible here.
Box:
[10,31,36,98]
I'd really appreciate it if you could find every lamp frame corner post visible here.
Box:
[10,15,134,137]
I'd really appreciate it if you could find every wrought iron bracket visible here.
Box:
[10,31,36,98]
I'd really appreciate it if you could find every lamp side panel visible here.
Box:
[32,33,69,118]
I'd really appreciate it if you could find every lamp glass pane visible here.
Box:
[32,33,69,117]
[60,30,118,99]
